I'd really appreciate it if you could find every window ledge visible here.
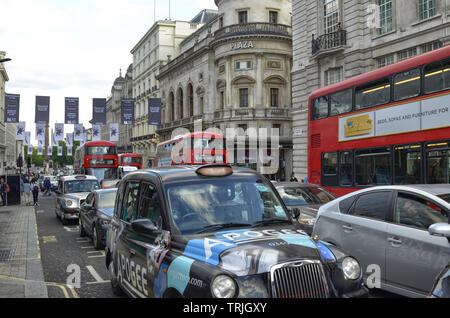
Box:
[372,29,397,41]
[411,14,442,27]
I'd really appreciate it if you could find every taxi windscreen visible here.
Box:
[165,177,291,235]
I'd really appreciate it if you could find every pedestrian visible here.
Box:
[304,176,308,184]
[0,178,7,206]
[31,178,40,206]
[290,173,299,182]
[20,176,24,201]
[44,177,51,196]
[23,179,31,206]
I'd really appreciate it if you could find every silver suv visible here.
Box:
[55,175,100,225]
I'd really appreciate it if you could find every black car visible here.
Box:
[105,164,368,298]
[79,188,118,249]
[275,182,336,235]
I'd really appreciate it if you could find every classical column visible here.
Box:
[226,56,232,108]
[255,53,264,108]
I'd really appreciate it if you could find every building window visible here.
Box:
[418,0,436,20]
[238,11,248,24]
[326,67,343,85]
[398,47,417,61]
[324,0,340,34]
[269,11,278,24]
[239,88,249,107]
[270,88,279,107]
[235,61,252,70]
[199,73,203,82]
[220,91,225,110]
[377,54,395,68]
[377,0,393,35]
[421,40,442,53]
[219,16,224,28]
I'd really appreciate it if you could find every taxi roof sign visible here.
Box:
[195,164,233,177]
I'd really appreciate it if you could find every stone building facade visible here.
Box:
[292,0,450,180]
[157,0,294,179]
[130,18,211,168]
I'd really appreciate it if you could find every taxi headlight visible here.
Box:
[211,275,236,298]
[342,257,361,280]
[65,200,74,207]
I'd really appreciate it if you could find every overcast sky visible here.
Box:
[1,0,217,145]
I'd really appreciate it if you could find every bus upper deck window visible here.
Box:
[313,96,329,120]
[355,78,390,110]
[330,89,352,116]
[394,68,421,101]
[424,60,450,94]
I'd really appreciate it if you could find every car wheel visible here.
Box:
[61,213,68,225]
[79,218,86,237]
[93,225,102,250]
[109,260,125,296]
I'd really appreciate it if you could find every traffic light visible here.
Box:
[27,157,31,169]
[17,155,23,168]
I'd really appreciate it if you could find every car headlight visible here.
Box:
[211,275,237,298]
[342,257,361,280]
[299,217,316,225]
[65,200,74,207]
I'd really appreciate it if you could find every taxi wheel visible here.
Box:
[109,261,125,296]
[61,214,68,225]
[79,218,86,237]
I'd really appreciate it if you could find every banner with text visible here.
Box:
[148,98,162,125]
[339,93,450,142]
[121,99,135,125]
[65,97,79,124]
[92,98,107,125]
[4,93,20,123]
[35,96,50,124]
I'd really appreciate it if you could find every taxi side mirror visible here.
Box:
[131,219,159,235]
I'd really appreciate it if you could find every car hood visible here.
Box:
[178,225,335,276]
[64,193,90,201]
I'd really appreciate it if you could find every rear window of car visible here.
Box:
[339,196,356,214]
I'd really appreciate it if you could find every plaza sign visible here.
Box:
[230,41,254,50]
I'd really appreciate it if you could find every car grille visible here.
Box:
[270,260,329,298]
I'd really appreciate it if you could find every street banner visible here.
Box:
[37,147,43,156]
[4,93,20,123]
[121,98,135,125]
[57,146,63,157]
[148,98,162,125]
[92,125,101,141]
[67,147,73,156]
[92,98,107,125]
[110,123,119,142]
[74,124,84,141]
[35,96,50,124]
[35,124,46,142]
[47,146,53,156]
[65,97,79,124]
[25,132,31,146]
[66,133,73,147]
[38,139,44,147]
[81,133,87,145]
[15,122,25,141]
[55,123,64,141]
[27,146,33,155]
[51,132,57,147]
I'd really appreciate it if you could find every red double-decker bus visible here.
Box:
[74,141,119,182]
[119,153,143,169]
[308,45,450,197]
[155,132,228,167]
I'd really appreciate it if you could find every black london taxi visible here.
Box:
[105,164,369,298]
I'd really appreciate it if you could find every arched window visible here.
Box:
[178,88,184,119]
[169,92,175,121]
[187,83,194,117]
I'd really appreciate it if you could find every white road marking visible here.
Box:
[86,266,110,285]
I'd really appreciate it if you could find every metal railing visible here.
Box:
[312,29,347,55]
[214,23,292,39]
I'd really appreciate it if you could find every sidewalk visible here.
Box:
[0,201,48,298]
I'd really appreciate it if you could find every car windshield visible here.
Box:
[98,191,117,210]
[277,186,336,206]
[64,180,100,194]
[165,176,290,235]
[438,194,450,204]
